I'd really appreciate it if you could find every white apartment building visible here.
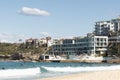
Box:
[95,17,120,36]
[50,36,108,55]
[88,36,108,54]
[39,37,54,47]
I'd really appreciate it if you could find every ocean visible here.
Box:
[0,62,120,80]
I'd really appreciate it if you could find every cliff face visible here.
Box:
[0,43,47,61]
[0,55,11,60]
[22,52,40,61]
[0,53,41,61]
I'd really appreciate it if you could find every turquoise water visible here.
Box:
[0,62,120,80]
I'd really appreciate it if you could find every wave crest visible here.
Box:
[0,67,40,78]
[41,65,120,72]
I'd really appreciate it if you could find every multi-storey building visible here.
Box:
[95,17,120,36]
[50,37,88,55]
[88,36,108,54]
[26,38,39,48]
[25,37,54,48]
[50,35,108,55]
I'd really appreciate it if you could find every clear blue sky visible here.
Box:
[0,0,120,43]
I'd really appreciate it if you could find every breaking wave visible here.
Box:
[41,65,120,72]
[0,67,40,78]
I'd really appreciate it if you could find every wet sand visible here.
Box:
[38,70,120,80]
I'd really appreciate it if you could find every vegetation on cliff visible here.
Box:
[0,42,47,55]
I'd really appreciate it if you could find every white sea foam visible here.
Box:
[0,67,40,78]
[42,65,120,72]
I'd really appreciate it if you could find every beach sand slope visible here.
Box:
[38,70,120,80]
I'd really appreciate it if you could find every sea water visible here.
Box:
[0,62,120,80]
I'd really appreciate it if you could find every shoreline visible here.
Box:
[0,59,120,64]
[38,70,120,80]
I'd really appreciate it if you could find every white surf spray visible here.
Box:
[0,67,40,78]
[42,65,120,72]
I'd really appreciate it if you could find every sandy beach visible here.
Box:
[38,70,120,80]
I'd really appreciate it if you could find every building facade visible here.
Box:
[88,36,108,54]
[95,17,120,36]
[25,37,54,48]
[109,36,120,44]
[26,38,39,48]
[50,36,108,55]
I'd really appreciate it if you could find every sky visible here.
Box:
[0,0,120,43]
